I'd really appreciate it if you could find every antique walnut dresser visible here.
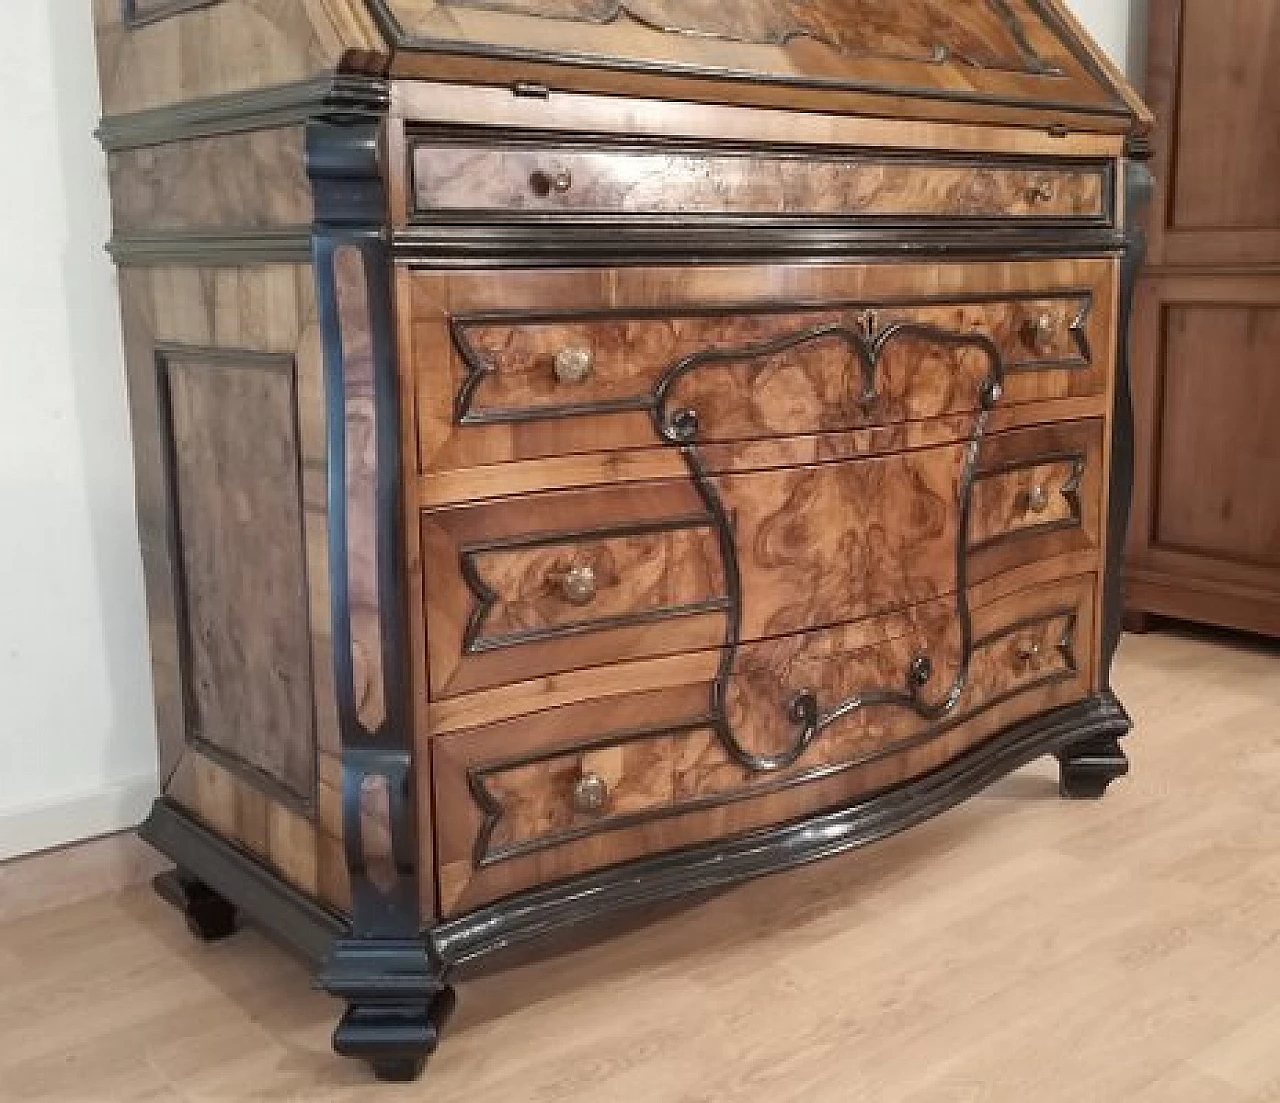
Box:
[92,0,1152,1081]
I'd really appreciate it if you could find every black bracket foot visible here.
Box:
[154,870,240,942]
[317,938,454,1082]
[1057,735,1130,800]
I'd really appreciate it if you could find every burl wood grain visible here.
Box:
[415,144,1104,221]
[410,259,1115,474]
[433,572,1096,914]
[383,0,1131,131]
[468,525,725,646]
[161,353,316,802]
[335,245,387,735]
[116,264,346,910]
[108,128,312,234]
[92,0,386,115]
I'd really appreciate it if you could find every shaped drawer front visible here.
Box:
[421,419,1104,699]
[409,259,1116,474]
[411,142,1110,224]
[433,572,1098,915]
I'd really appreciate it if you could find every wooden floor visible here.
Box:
[4,627,1280,1101]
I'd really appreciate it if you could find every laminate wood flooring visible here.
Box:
[3,627,1279,1101]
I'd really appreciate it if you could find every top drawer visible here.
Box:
[410,141,1113,225]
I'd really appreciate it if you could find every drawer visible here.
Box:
[410,141,1111,224]
[421,419,1104,698]
[434,572,1097,915]
[409,259,1116,474]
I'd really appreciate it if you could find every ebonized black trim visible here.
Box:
[107,229,314,266]
[433,691,1131,967]
[97,75,391,152]
[141,798,344,964]
[1102,158,1154,687]
[394,224,1127,266]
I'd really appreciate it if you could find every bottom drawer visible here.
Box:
[434,573,1096,915]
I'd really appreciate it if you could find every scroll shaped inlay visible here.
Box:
[431,0,1060,74]
[649,318,1006,774]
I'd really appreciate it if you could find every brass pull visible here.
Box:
[558,564,598,606]
[1023,313,1057,354]
[553,345,594,385]
[1027,484,1051,514]
[1027,179,1056,205]
[530,168,573,197]
[572,772,609,815]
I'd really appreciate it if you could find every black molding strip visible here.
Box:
[97,74,391,152]
[392,224,1128,267]
[122,0,222,28]
[140,798,345,964]
[432,691,1131,966]
[107,229,314,266]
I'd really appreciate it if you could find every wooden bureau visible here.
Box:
[91,0,1151,1082]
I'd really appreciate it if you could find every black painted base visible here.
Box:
[141,693,1131,1083]
[154,870,240,942]
[1057,735,1131,800]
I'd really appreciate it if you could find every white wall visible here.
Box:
[0,0,1142,862]
[0,4,157,860]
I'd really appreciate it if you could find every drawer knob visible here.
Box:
[1028,179,1056,204]
[908,653,934,689]
[1027,484,1051,514]
[1016,639,1043,667]
[572,772,610,815]
[1023,313,1058,354]
[554,345,595,385]
[558,564,598,606]
[530,168,573,196]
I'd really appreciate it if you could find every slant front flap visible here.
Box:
[376,0,1138,128]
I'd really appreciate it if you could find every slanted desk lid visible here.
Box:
[373,0,1150,134]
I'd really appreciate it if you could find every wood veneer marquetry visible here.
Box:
[108,128,312,234]
[92,0,386,116]
[413,144,1106,221]
[434,572,1097,914]
[115,263,347,912]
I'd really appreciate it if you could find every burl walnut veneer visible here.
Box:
[91,0,1151,1082]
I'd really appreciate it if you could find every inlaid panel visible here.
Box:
[158,348,316,805]
[382,0,1130,127]
[108,128,312,234]
[412,143,1108,222]
[433,571,1097,914]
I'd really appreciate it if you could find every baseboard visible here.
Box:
[0,773,158,863]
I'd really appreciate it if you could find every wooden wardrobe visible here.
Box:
[1127,0,1280,636]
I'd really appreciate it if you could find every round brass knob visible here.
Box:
[1023,313,1057,354]
[572,772,609,815]
[553,345,594,385]
[551,169,573,194]
[558,564,598,606]
[1027,484,1051,514]
[1028,179,1056,204]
